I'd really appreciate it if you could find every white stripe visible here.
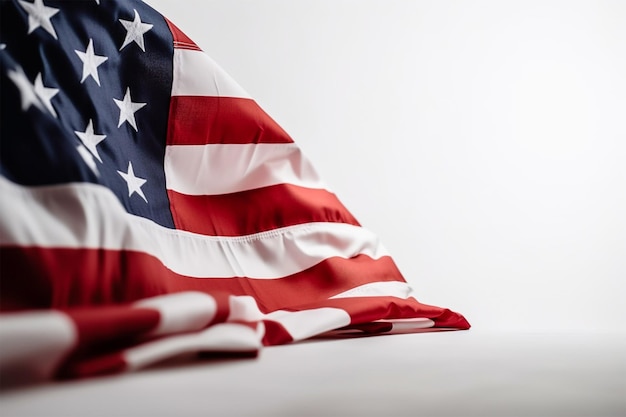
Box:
[227,295,351,342]
[124,322,264,372]
[172,49,251,98]
[0,311,76,383]
[388,318,435,331]
[0,176,388,279]
[227,295,267,322]
[329,281,414,299]
[134,292,217,336]
[164,143,327,195]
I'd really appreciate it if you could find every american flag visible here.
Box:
[0,0,469,384]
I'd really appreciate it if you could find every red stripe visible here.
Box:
[167,96,293,145]
[66,307,161,351]
[261,320,293,345]
[0,247,406,313]
[168,185,360,236]
[165,18,201,51]
[56,307,160,379]
[61,352,128,379]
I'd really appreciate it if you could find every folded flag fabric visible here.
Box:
[0,0,470,385]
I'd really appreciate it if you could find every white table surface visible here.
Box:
[1,331,624,417]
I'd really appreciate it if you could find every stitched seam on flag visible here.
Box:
[144,216,364,245]
[1,179,391,280]
[0,175,374,246]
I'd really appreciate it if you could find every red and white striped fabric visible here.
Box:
[0,1,469,385]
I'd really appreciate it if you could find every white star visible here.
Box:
[117,161,148,202]
[33,72,58,117]
[77,144,100,176]
[75,119,106,163]
[75,38,108,86]
[119,9,153,52]
[18,0,60,40]
[0,44,6,50]
[113,87,146,131]
[7,66,44,111]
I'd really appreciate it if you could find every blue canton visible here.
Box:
[0,0,176,228]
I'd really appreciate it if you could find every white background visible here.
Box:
[148,0,626,333]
